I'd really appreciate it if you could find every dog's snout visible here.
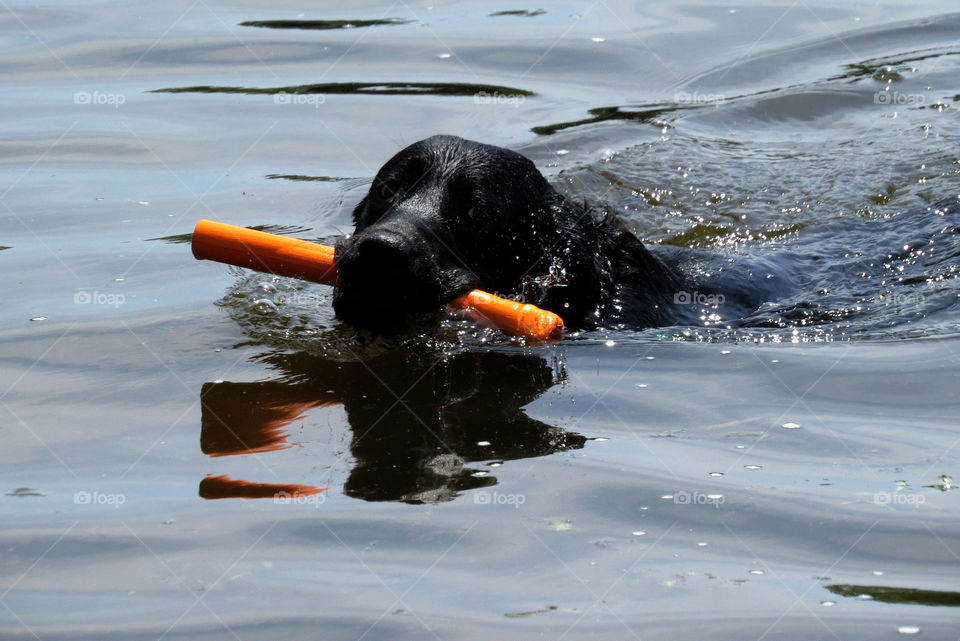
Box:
[338,233,416,288]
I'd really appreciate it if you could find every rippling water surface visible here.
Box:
[2,2,960,639]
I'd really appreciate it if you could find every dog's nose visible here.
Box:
[337,232,416,288]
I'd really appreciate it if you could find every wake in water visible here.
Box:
[641,198,960,343]
[735,198,960,340]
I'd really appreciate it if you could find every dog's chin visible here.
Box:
[332,265,484,334]
[332,288,447,335]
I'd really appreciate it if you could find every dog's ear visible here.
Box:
[351,195,369,225]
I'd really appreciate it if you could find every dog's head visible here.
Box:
[333,135,579,330]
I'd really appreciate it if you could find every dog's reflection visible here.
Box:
[199,350,584,503]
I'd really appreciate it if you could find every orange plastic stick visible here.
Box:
[192,220,564,342]
[192,219,341,286]
[449,291,565,343]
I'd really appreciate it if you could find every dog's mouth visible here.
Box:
[332,234,481,332]
[332,279,478,333]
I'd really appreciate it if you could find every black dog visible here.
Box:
[334,135,759,331]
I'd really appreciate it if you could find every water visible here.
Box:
[3,1,960,639]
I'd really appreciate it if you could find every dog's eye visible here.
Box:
[376,181,399,200]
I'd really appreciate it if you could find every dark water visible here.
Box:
[3,1,960,639]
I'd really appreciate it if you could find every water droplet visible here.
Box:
[660,494,674,501]
[782,422,802,429]
[857,593,874,600]
[697,541,708,547]
[489,461,503,468]
[632,530,646,536]
[592,437,609,442]
[251,299,279,315]
[735,445,746,449]
[436,52,451,59]
[744,465,762,470]
[470,471,489,477]
[898,626,920,635]
[706,493,723,501]
[720,350,731,355]
[873,66,903,83]
[709,472,724,477]
[770,359,779,363]
[29,316,47,322]
[605,340,616,347]
[645,356,655,360]
[873,570,884,576]
[555,149,569,156]
[821,600,837,607]
[636,383,648,388]
[591,36,605,42]
[548,520,572,531]
[477,441,491,447]
[749,569,764,575]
